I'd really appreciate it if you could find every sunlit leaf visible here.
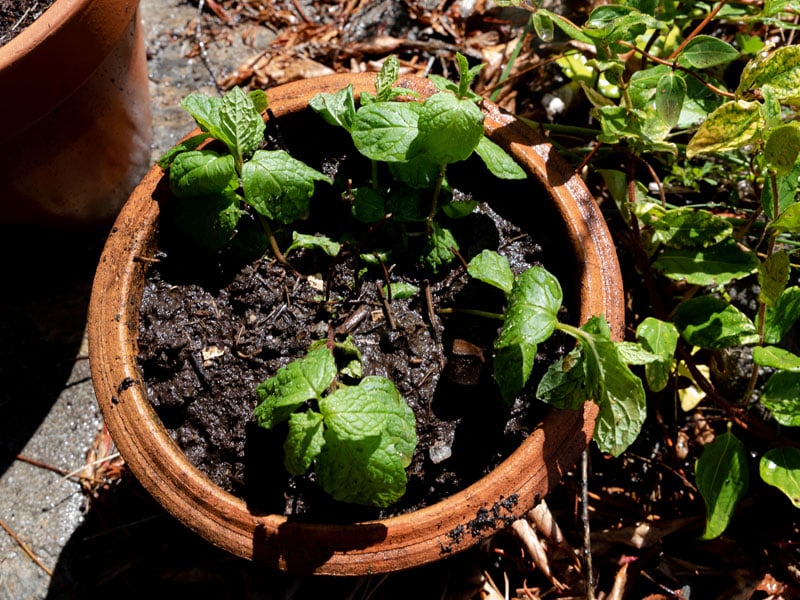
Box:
[760,447,800,508]
[696,431,749,539]
[674,295,759,349]
[686,100,763,158]
[761,371,800,426]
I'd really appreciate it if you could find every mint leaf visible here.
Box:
[315,430,407,507]
[696,431,749,539]
[319,385,389,440]
[254,347,337,428]
[173,191,243,252]
[285,232,341,257]
[242,149,331,224]
[580,317,647,457]
[309,84,357,132]
[409,92,484,164]
[636,317,679,393]
[218,86,267,163]
[283,410,325,475]
[169,151,237,198]
[358,376,417,466]
[537,347,588,410]
[467,249,515,296]
[158,133,212,169]
[496,266,563,349]
[474,136,527,180]
[422,222,458,273]
[352,102,420,161]
[494,342,537,404]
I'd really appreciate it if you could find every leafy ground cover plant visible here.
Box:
[498,0,800,544]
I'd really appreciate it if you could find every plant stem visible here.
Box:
[668,0,729,61]
[427,163,447,228]
[257,213,291,267]
[437,307,505,320]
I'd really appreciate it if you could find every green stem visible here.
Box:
[519,117,601,137]
[437,307,505,320]
[556,321,602,370]
[490,18,533,103]
[427,163,447,228]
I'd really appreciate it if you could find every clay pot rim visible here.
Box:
[88,72,623,575]
[0,0,140,141]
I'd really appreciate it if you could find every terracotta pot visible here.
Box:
[0,0,152,228]
[88,73,624,575]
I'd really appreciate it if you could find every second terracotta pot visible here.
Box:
[0,0,152,228]
[88,73,624,575]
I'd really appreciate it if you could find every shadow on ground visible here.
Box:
[46,475,484,599]
[0,226,107,477]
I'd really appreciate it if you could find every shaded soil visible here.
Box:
[0,0,56,47]
[137,108,578,520]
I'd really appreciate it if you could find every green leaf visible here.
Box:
[494,342,537,404]
[686,100,763,158]
[180,93,224,137]
[581,317,646,457]
[283,410,325,475]
[677,35,739,68]
[536,8,592,45]
[474,136,527,180]
[769,202,800,234]
[375,55,400,101]
[655,71,686,131]
[440,198,478,219]
[650,207,733,249]
[467,249,515,296]
[737,45,800,106]
[389,156,440,190]
[384,281,419,300]
[319,385,388,440]
[309,84,357,132]
[242,149,331,224]
[409,92,485,164]
[173,191,243,251]
[636,317,679,392]
[761,371,800,426]
[532,12,554,43]
[315,376,416,507]
[765,123,800,175]
[352,102,420,162]
[762,162,800,219]
[357,376,417,466]
[753,346,800,371]
[218,86,266,162]
[758,250,790,306]
[537,347,588,410]
[696,431,749,539]
[762,286,800,344]
[248,89,269,114]
[674,295,759,349]
[422,222,458,273]
[254,347,338,429]
[157,133,211,169]
[169,151,238,199]
[496,267,563,349]
[760,447,800,508]
[653,239,759,286]
[315,430,405,507]
[285,232,341,257]
[351,187,386,223]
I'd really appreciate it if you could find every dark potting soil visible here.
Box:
[137,109,579,522]
[0,0,57,47]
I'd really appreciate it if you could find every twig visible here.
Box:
[0,517,53,577]
[581,448,596,600]
[375,282,396,330]
[668,0,729,60]
[195,0,225,93]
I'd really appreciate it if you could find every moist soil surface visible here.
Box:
[0,0,57,47]
[136,108,577,521]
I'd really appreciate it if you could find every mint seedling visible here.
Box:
[467,250,652,457]
[158,86,331,252]
[254,341,417,508]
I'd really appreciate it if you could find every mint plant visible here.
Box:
[309,53,526,273]
[253,339,417,508]
[466,250,651,457]
[496,0,800,539]
[158,86,331,252]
